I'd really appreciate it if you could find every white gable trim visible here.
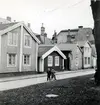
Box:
[0,22,22,35]
[87,41,92,48]
[0,22,40,44]
[83,41,92,49]
[42,46,66,59]
[23,23,40,44]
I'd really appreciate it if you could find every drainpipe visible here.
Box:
[81,47,84,69]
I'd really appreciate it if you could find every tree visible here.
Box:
[91,0,100,85]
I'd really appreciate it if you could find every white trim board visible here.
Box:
[19,24,23,72]
[36,43,38,72]
[23,23,40,44]
[0,22,40,44]
[42,46,66,59]
[7,53,17,68]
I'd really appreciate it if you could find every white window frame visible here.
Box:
[7,53,17,67]
[8,32,18,46]
[23,54,31,66]
[55,56,59,66]
[24,34,31,48]
[48,56,53,67]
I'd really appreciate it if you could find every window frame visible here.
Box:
[23,54,31,66]
[8,32,18,46]
[84,57,87,65]
[55,56,59,66]
[7,53,17,67]
[24,34,31,48]
[48,56,53,67]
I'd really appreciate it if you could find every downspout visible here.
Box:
[81,47,84,69]
[41,58,44,72]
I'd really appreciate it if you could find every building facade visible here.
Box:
[0,22,40,73]
[38,45,66,72]
[56,26,94,44]
[77,41,92,69]
[57,43,82,70]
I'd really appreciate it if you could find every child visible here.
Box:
[47,68,51,81]
[51,69,56,80]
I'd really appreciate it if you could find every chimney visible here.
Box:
[67,35,71,43]
[44,33,47,37]
[52,30,57,44]
[27,23,31,28]
[68,29,70,35]
[78,26,83,29]
[14,20,16,22]
[6,16,11,22]
[41,23,45,36]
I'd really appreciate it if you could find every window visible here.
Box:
[85,47,87,52]
[7,54,17,67]
[71,35,75,39]
[48,56,53,66]
[55,56,59,66]
[75,57,79,66]
[23,55,31,65]
[76,47,79,53]
[88,57,90,64]
[8,32,18,46]
[24,35,31,47]
[85,57,87,65]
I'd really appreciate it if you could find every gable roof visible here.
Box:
[77,41,92,48]
[0,22,18,30]
[77,41,86,47]
[57,28,94,43]
[60,29,78,32]
[38,45,54,57]
[0,17,11,24]
[76,28,94,42]
[38,45,66,59]
[57,29,78,37]
[57,43,78,51]
[0,22,40,44]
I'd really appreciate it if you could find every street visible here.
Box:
[0,74,97,105]
[0,69,95,91]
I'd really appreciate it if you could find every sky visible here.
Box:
[0,0,94,38]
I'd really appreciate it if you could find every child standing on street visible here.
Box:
[47,68,51,81]
[51,69,56,80]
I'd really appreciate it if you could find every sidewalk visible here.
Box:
[0,69,95,91]
[0,69,95,82]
